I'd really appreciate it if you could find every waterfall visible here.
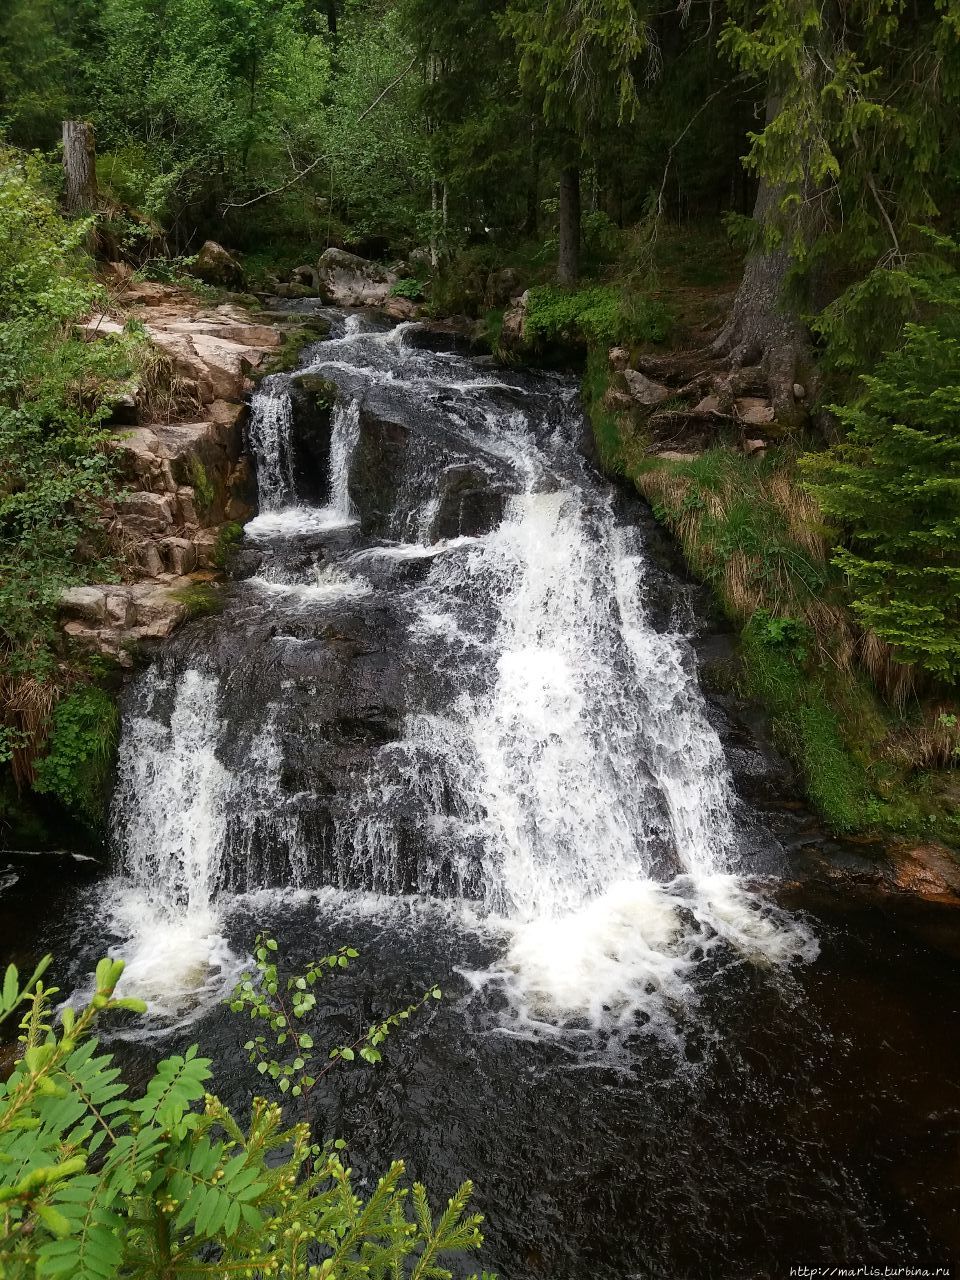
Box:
[327,397,361,519]
[247,376,296,510]
[112,667,231,913]
[105,307,816,1037]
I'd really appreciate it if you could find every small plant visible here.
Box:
[229,934,442,1102]
[32,686,118,826]
[390,276,427,301]
[525,283,669,349]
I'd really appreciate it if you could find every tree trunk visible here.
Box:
[62,120,98,215]
[557,164,581,287]
[711,104,817,428]
[523,129,540,238]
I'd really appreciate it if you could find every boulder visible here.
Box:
[189,240,245,289]
[692,394,722,415]
[382,295,417,321]
[500,291,529,347]
[623,369,671,407]
[161,536,198,575]
[348,407,410,536]
[116,491,175,536]
[60,586,108,626]
[601,386,635,415]
[77,314,125,340]
[484,267,521,308]
[273,283,318,300]
[316,248,397,306]
[655,450,701,462]
[608,346,630,372]
[884,841,960,903]
[291,265,319,291]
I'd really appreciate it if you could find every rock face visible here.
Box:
[348,407,410,536]
[316,248,397,306]
[60,582,196,662]
[500,291,529,347]
[62,281,278,662]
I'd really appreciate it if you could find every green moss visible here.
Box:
[32,686,119,830]
[172,583,223,618]
[740,614,874,831]
[213,521,244,569]
[189,456,215,514]
[260,322,332,376]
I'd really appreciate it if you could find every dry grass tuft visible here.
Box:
[136,345,203,423]
[1,673,56,789]
[859,629,915,708]
[765,473,829,561]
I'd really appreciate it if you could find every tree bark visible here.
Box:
[523,128,540,238]
[62,120,98,215]
[712,103,817,428]
[557,164,581,287]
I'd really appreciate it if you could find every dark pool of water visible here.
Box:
[3,850,958,1279]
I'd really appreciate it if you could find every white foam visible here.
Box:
[248,567,371,605]
[245,506,357,541]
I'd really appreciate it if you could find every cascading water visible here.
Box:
[104,309,816,1039]
[245,375,296,509]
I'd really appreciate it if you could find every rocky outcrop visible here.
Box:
[500,291,529,347]
[63,279,279,662]
[316,248,397,307]
[602,346,780,455]
[60,581,198,661]
[788,837,960,907]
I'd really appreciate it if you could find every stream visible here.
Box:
[3,310,959,1277]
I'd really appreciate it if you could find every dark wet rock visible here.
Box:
[433,464,508,539]
[349,408,410,536]
[287,374,339,504]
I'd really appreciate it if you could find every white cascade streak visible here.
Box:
[327,397,361,518]
[247,380,296,510]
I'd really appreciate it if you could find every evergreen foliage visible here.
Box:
[803,310,960,683]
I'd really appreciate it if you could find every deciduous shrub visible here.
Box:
[0,947,494,1280]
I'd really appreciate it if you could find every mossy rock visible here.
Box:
[292,373,339,408]
[258,321,332,377]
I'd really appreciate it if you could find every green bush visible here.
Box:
[32,687,118,826]
[524,283,669,348]
[0,947,494,1280]
[0,146,136,775]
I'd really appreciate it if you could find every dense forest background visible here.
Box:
[1,0,960,846]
